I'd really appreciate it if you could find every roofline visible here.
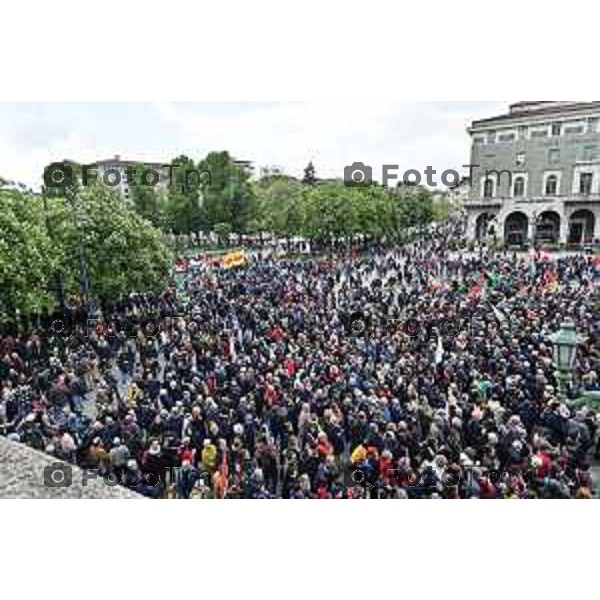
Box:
[92,158,167,167]
[470,101,600,131]
[66,157,254,168]
[63,158,167,167]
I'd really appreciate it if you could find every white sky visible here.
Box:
[0,101,509,189]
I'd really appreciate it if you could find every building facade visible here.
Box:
[90,156,170,201]
[448,176,471,206]
[88,155,253,201]
[465,101,600,247]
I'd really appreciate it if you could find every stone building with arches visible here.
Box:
[464,102,600,247]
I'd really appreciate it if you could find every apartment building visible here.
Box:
[90,155,170,201]
[464,101,600,247]
[89,155,253,201]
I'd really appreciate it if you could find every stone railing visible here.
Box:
[0,437,140,499]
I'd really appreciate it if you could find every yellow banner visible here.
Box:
[222,250,248,270]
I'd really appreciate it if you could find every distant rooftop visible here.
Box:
[471,101,600,129]
[92,155,165,167]
[509,101,576,114]
[69,155,254,170]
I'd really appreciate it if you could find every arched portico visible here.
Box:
[535,211,561,245]
[568,209,596,245]
[504,211,529,247]
[475,213,495,240]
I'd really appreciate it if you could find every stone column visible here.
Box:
[466,211,477,240]
[559,209,568,245]
[528,217,537,245]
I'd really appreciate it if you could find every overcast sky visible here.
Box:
[0,101,510,189]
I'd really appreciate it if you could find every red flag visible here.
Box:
[175,259,189,272]
[542,269,559,294]
[468,283,483,301]
[538,251,551,263]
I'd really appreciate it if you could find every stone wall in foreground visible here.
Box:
[0,437,141,499]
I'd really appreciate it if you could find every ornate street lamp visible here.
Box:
[550,320,600,410]
[551,321,579,382]
[550,320,579,398]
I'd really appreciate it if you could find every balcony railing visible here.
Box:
[463,198,502,208]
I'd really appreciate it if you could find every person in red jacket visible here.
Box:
[478,474,497,499]
[378,450,394,486]
[317,431,333,459]
[283,356,296,377]
[533,451,553,479]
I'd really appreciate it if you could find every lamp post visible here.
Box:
[41,189,65,311]
[549,320,600,410]
[64,185,99,325]
[550,320,579,399]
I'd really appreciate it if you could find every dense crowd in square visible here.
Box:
[1,220,599,498]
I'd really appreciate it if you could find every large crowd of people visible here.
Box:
[1,220,599,498]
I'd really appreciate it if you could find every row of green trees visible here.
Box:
[44,152,255,236]
[137,152,255,234]
[44,155,436,241]
[0,184,172,321]
[249,174,434,243]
